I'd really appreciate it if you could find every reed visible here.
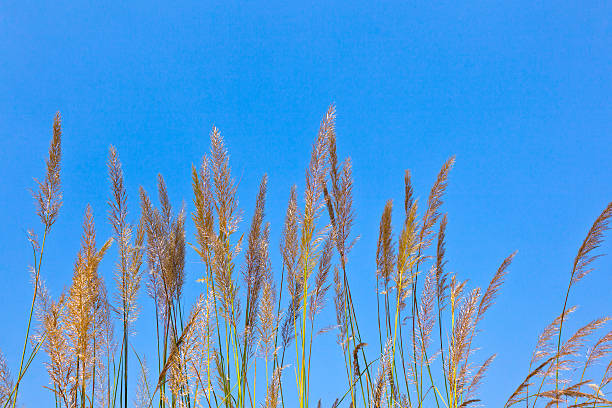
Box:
[2,108,611,408]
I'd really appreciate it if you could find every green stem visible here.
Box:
[12,227,48,408]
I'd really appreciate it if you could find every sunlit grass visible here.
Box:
[1,108,611,408]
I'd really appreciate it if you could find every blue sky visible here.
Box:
[1,0,611,406]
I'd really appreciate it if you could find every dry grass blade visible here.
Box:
[353,343,367,378]
[282,186,299,300]
[419,156,455,250]
[404,170,414,215]
[476,251,517,325]
[435,214,449,311]
[458,399,480,407]
[376,200,395,285]
[570,202,612,286]
[34,112,63,229]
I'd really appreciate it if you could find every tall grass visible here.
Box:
[1,107,611,408]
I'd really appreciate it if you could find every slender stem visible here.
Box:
[124,319,128,408]
[554,282,572,408]
[13,226,48,408]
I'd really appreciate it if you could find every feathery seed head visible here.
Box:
[376,200,395,285]
[34,112,63,229]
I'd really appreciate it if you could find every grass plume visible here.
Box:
[2,109,610,408]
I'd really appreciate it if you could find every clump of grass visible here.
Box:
[2,108,611,408]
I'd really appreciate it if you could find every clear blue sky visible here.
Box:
[1,1,611,406]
